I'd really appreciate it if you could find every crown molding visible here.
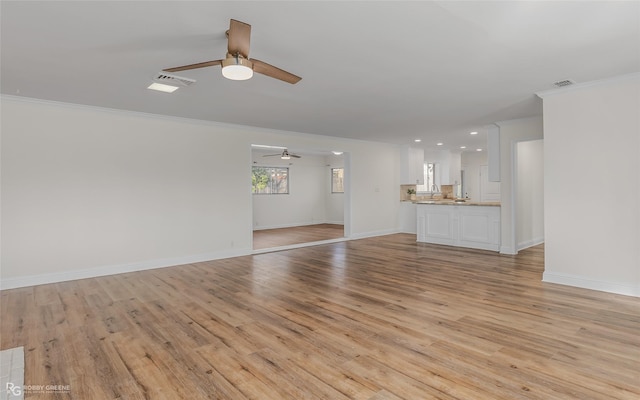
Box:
[494,115,542,128]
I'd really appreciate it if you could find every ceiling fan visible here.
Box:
[163,19,301,84]
[263,149,301,160]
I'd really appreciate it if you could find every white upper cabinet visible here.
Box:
[400,146,424,185]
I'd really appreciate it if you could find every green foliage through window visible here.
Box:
[331,168,344,193]
[252,166,289,194]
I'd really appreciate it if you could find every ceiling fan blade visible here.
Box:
[290,154,302,158]
[251,59,301,84]
[227,19,251,58]
[163,60,222,73]
[262,154,281,157]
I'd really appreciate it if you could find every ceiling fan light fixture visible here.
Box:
[281,150,291,160]
[221,55,253,80]
[163,19,300,84]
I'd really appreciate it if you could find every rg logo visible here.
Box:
[6,382,22,396]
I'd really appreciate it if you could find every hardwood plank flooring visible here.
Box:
[1,234,639,399]
[253,223,344,249]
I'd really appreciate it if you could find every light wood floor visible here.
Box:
[253,223,344,249]
[1,234,639,399]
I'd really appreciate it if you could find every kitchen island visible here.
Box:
[416,201,500,251]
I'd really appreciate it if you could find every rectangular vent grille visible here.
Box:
[553,79,575,88]
[154,72,196,87]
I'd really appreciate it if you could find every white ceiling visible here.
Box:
[2,1,639,152]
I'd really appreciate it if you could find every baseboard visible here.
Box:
[252,228,399,254]
[252,237,348,254]
[517,237,544,251]
[253,221,344,231]
[325,220,345,225]
[500,245,517,255]
[350,228,400,240]
[543,272,639,297]
[2,229,399,290]
[0,248,252,291]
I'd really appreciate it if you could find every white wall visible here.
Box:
[495,116,544,254]
[1,97,400,288]
[252,151,328,229]
[349,148,400,237]
[516,139,544,250]
[539,73,640,297]
[461,151,487,201]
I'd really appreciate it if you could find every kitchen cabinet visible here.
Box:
[400,146,424,185]
[417,203,500,251]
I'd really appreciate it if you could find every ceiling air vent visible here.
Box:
[153,72,196,87]
[553,79,575,88]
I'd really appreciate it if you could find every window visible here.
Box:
[331,168,344,193]
[252,166,289,194]
[416,163,438,193]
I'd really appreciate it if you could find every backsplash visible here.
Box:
[441,185,454,199]
[401,184,459,202]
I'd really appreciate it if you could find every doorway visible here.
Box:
[250,145,348,251]
[514,139,544,251]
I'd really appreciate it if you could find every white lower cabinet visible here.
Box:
[417,204,500,251]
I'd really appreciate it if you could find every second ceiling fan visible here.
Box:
[263,149,301,160]
[163,19,301,84]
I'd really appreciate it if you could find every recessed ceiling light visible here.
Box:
[437,142,444,146]
[460,146,466,149]
[414,139,421,143]
[332,151,343,155]
[470,131,478,135]
[147,82,179,93]
[476,148,483,152]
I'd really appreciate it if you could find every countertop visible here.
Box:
[414,200,500,207]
